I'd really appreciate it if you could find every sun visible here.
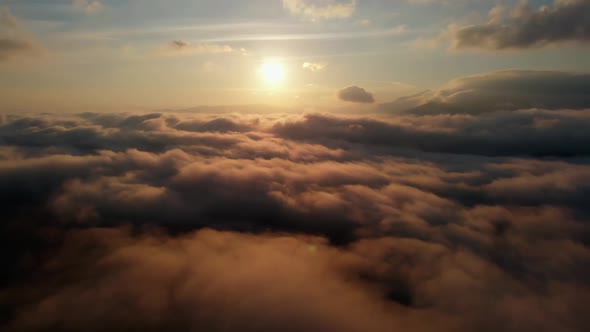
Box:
[259,61,286,85]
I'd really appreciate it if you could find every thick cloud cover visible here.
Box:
[452,0,590,50]
[1,70,589,332]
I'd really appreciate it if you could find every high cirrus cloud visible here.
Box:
[283,0,357,20]
[0,69,589,332]
[451,0,590,50]
[338,86,375,103]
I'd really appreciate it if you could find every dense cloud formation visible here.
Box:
[1,71,589,331]
[452,0,590,50]
[338,86,375,103]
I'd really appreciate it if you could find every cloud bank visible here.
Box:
[0,70,589,332]
[383,70,590,115]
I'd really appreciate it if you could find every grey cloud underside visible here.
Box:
[1,70,589,332]
[452,0,590,50]
[338,86,375,103]
[383,70,590,115]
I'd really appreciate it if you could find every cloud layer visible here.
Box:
[452,0,590,50]
[0,70,589,332]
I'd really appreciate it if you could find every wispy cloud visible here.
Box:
[200,25,409,42]
[283,0,356,20]
[0,7,44,61]
[72,0,104,15]
[159,40,244,57]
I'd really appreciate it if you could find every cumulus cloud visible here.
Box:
[338,86,375,103]
[0,7,43,61]
[302,61,326,72]
[451,0,590,50]
[283,0,356,20]
[1,70,589,332]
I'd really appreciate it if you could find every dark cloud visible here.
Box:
[1,218,588,332]
[382,70,590,115]
[0,39,35,58]
[452,0,590,50]
[170,40,188,48]
[1,71,589,331]
[338,86,375,103]
[273,110,590,157]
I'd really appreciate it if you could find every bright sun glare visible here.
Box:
[260,61,286,85]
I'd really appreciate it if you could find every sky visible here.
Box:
[1,2,590,332]
[0,0,588,111]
